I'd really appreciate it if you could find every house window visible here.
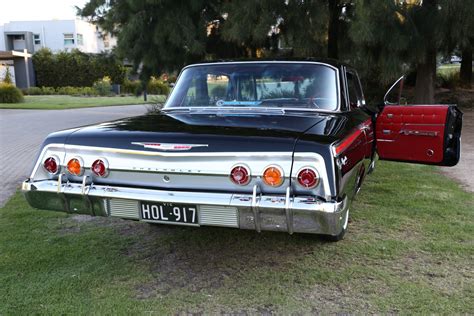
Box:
[77,33,84,45]
[34,34,41,45]
[64,34,74,45]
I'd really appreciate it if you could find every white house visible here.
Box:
[0,19,116,54]
[0,19,116,88]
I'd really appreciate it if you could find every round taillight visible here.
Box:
[91,159,108,177]
[297,167,319,189]
[230,165,250,185]
[67,157,83,176]
[262,165,284,187]
[43,156,59,174]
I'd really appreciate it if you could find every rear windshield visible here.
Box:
[165,63,339,111]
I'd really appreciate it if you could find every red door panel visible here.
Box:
[376,105,449,164]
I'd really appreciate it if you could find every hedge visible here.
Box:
[33,48,126,87]
[0,83,24,103]
[122,78,170,95]
[23,86,99,96]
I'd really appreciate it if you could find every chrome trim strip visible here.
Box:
[57,173,64,193]
[383,75,405,105]
[81,175,90,195]
[163,106,340,114]
[252,184,261,233]
[285,186,293,235]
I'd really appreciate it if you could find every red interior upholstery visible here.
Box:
[376,105,448,163]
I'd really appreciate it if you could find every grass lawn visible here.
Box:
[0,95,166,110]
[0,162,472,314]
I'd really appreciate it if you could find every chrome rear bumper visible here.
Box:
[22,178,348,236]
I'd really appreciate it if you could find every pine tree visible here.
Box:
[442,0,474,87]
[79,0,222,78]
[350,0,448,104]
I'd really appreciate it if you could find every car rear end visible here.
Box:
[22,61,350,238]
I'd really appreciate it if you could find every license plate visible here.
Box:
[140,202,198,224]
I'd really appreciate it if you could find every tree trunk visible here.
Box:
[460,46,473,88]
[414,0,438,104]
[327,0,339,59]
[414,48,437,104]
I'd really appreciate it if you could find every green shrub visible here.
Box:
[93,76,113,96]
[41,87,56,95]
[23,87,42,95]
[437,71,461,90]
[122,79,142,95]
[81,87,98,96]
[3,68,13,84]
[147,77,170,95]
[33,48,126,87]
[0,83,24,103]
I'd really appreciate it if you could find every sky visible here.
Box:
[0,0,89,25]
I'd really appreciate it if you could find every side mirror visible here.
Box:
[383,75,405,106]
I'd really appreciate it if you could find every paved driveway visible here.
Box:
[0,105,149,207]
[440,108,474,193]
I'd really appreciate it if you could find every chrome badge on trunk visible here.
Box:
[131,142,208,151]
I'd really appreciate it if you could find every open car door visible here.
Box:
[375,77,463,167]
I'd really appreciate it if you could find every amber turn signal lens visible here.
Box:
[262,165,283,187]
[67,158,82,176]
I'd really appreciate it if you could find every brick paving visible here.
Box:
[0,105,149,207]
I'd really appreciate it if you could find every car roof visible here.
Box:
[188,58,352,69]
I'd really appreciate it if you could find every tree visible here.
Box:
[350,0,448,104]
[79,0,339,73]
[3,67,13,84]
[79,0,222,79]
[442,0,474,87]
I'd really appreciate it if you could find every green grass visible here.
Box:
[438,64,461,75]
[0,95,166,110]
[0,162,472,313]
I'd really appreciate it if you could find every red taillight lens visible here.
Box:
[67,158,83,176]
[297,167,319,189]
[43,157,58,174]
[230,165,250,185]
[263,165,283,187]
[91,159,108,177]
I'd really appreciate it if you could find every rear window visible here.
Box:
[165,63,339,111]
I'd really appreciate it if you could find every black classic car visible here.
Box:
[22,60,462,241]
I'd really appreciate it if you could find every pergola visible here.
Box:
[0,49,34,88]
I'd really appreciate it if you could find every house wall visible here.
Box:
[12,57,35,88]
[0,25,4,51]
[0,19,115,54]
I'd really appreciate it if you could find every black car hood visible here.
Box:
[63,111,344,153]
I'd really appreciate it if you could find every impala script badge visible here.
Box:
[131,142,208,151]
